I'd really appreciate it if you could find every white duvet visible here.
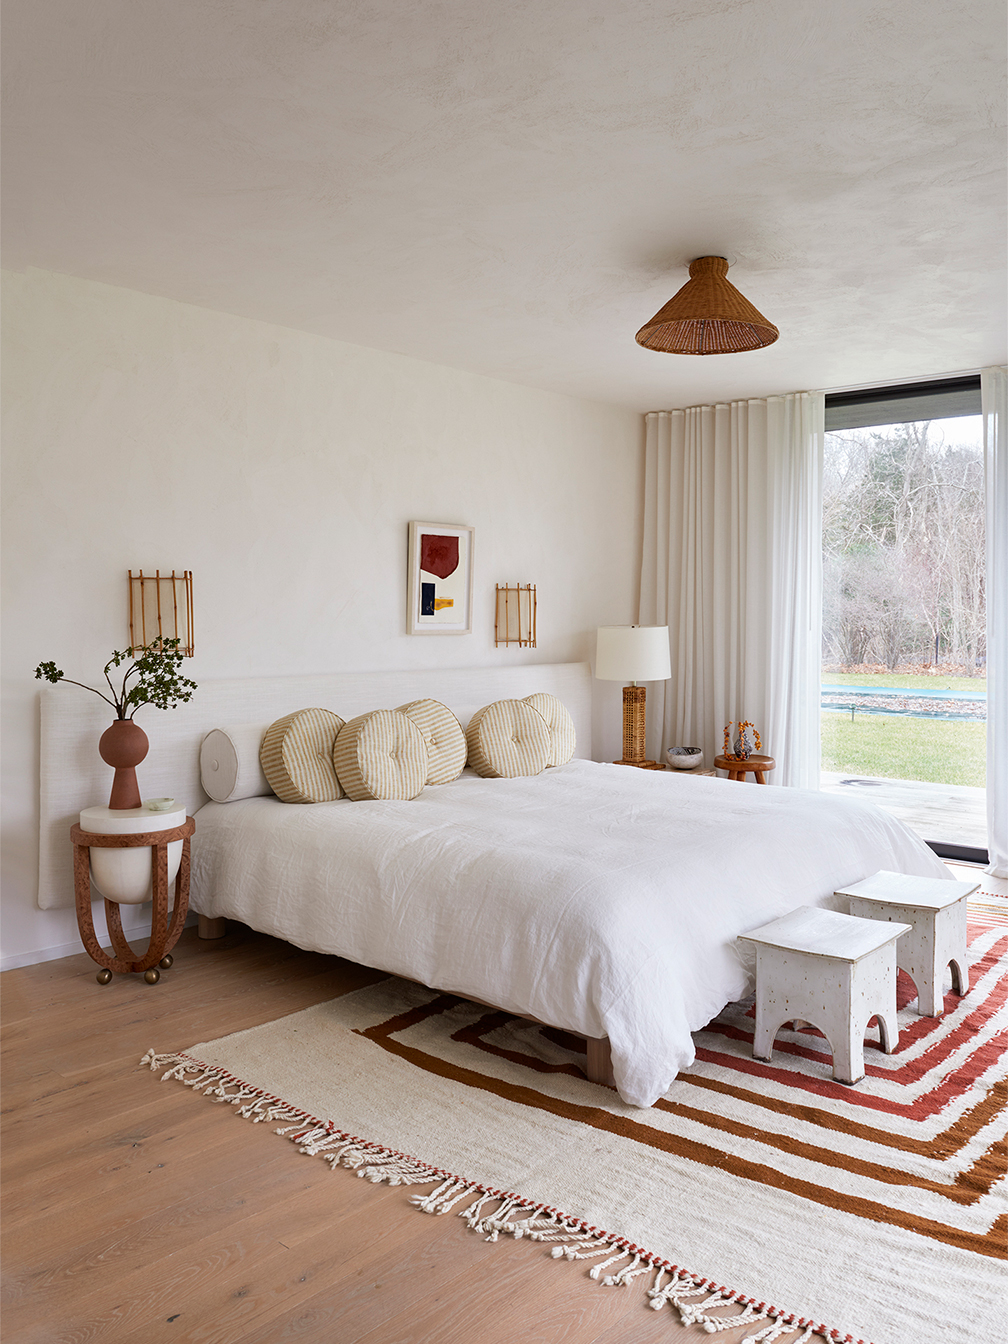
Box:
[190,760,950,1106]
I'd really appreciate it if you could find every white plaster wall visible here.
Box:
[1,268,643,968]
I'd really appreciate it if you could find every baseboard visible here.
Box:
[0,911,199,973]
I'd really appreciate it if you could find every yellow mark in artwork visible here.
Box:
[434,598,454,610]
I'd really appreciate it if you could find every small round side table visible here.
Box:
[71,812,195,985]
[714,753,776,784]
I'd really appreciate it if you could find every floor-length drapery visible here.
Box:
[982,366,1007,877]
[639,394,824,788]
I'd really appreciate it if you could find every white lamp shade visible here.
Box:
[595,626,671,682]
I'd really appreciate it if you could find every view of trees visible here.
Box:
[822,420,985,673]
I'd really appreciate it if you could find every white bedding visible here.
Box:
[190,760,950,1107]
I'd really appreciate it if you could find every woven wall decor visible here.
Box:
[635,256,779,355]
[495,584,536,649]
[129,569,194,656]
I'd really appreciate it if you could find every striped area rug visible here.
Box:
[144,912,1007,1344]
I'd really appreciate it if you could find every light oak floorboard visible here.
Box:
[2,924,824,1344]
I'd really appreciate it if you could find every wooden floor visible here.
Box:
[0,924,830,1344]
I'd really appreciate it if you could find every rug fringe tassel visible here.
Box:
[142,1050,826,1344]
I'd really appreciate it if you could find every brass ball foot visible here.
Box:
[158,953,174,970]
[96,968,113,985]
[143,967,161,985]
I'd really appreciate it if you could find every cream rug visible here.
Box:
[144,912,1007,1344]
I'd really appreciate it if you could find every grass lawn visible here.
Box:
[823,672,986,693]
[821,711,986,787]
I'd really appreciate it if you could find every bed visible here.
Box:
[39,661,950,1107]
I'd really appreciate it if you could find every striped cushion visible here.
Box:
[333,710,429,801]
[523,693,576,766]
[395,699,466,785]
[465,699,550,779]
[260,708,345,803]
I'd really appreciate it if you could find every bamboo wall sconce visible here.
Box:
[495,584,537,649]
[129,570,194,655]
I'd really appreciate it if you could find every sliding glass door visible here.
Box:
[819,379,987,863]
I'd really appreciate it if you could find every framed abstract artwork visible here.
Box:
[407,522,474,635]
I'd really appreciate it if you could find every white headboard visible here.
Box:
[38,661,593,910]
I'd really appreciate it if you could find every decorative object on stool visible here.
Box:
[738,906,910,1084]
[34,637,197,809]
[72,804,195,984]
[494,584,536,648]
[834,869,980,1016]
[723,719,761,760]
[666,746,704,770]
[595,625,671,768]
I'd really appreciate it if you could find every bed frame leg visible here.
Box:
[586,1036,616,1088]
[198,915,227,940]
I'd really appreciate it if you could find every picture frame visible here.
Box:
[407,522,474,635]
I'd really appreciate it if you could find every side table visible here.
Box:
[835,869,980,1016]
[739,906,910,1084]
[714,753,776,783]
[72,809,195,985]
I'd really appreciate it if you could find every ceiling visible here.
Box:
[2,0,1005,411]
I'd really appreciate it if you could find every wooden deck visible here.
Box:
[820,772,987,849]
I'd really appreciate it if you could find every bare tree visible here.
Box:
[822,420,985,672]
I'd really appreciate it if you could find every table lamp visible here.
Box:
[595,625,671,768]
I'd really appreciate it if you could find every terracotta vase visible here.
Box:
[98,719,149,809]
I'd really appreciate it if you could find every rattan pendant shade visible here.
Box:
[635,256,779,355]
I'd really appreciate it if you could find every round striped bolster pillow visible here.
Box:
[260,708,346,803]
[395,699,466,785]
[522,693,576,766]
[333,709,429,801]
[465,699,550,779]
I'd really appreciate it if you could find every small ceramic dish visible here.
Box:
[666,747,704,770]
[145,797,176,812]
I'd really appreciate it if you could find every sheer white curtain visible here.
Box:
[982,366,1008,877]
[639,394,824,788]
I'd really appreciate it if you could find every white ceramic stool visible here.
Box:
[834,870,980,1017]
[738,906,910,1085]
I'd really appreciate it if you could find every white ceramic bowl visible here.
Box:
[666,747,703,770]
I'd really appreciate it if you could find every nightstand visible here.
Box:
[72,808,195,985]
[714,753,775,783]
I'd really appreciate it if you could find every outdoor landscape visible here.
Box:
[821,417,986,793]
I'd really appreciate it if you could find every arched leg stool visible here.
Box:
[740,906,910,1085]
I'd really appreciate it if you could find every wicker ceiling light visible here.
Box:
[635,256,779,355]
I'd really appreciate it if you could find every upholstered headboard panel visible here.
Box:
[38,661,593,910]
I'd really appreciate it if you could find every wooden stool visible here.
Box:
[714,753,775,783]
[835,870,979,1016]
[738,906,910,1084]
[71,817,195,985]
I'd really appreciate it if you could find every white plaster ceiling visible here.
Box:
[2,0,1005,411]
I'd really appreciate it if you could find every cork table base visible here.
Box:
[71,817,195,983]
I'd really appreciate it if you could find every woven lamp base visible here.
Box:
[611,685,664,768]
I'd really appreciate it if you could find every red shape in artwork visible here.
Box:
[420,534,459,580]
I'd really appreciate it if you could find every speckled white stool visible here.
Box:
[834,870,980,1017]
[739,906,910,1085]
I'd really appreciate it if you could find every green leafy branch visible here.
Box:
[35,638,197,720]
